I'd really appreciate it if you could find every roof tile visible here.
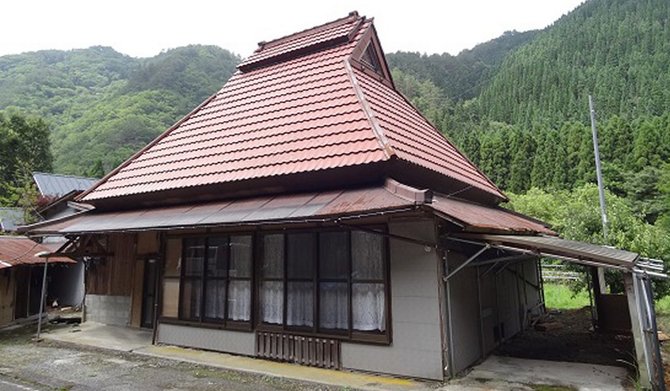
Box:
[81,14,505,203]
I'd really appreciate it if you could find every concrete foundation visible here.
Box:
[85,294,130,326]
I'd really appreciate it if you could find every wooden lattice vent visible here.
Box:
[256,332,341,369]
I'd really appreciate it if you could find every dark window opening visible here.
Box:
[361,42,382,74]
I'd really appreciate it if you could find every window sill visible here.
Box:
[159,317,253,332]
[255,323,390,345]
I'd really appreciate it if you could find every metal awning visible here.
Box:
[452,234,666,278]
[22,183,426,235]
[458,233,638,268]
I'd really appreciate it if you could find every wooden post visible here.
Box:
[624,272,651,389]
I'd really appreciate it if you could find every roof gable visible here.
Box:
[80,12,506,206]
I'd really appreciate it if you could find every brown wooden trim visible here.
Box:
[159,317,252,332]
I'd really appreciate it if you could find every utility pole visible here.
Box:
[589,95,608,294]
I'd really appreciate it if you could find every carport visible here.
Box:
[443,233,666,390]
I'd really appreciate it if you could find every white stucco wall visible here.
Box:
[341,219,444,380]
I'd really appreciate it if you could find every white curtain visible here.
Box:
[261,281,284,324]
[352,283,385,331]
[319,282,348,330]
[287,282,314,327]
[204,280,225,319]
[227,280,251,321]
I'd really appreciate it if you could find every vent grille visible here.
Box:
[256,332,341,369]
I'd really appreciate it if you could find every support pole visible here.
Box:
[589,95,609,294]
[35,251,50,341]
[624,272,651,389]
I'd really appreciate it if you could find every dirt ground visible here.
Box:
[0,325,347,391]
[495,307,635,371]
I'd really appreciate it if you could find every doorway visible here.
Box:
[140,258,158,328]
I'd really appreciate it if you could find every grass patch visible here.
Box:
[544,284,590,309]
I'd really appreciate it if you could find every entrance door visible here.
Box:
[141,258,158,328]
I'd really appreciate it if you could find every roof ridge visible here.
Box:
[343,59,395,159]
[256,11,361,52]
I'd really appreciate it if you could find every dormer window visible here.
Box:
[360,42,382,73]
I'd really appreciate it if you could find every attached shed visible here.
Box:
[21,11,665,388]
[0,236,74,327]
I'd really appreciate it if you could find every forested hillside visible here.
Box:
[385,0,670,280]
[478,0,670,126]
[387,29,538,101]
[1,0,669,277]
[0,45,240,173]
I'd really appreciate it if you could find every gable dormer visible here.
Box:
[348,23,394,89]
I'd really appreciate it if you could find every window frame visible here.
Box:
[256,226,391,344]
[168,233,254,331]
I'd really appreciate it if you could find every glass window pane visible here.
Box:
[319,231,349,279]
[260,281,284,324]
[161,279,179,317]
[204,279,226,320]
[228,280,251,321]
[164,238,181,278]
[319,282,348,330]
[287,281,314,327]
[180,279,202,319]
[262,234,284,278]
[352,283,385,331]
[352,231,384,280]
[207,237,228,278]
[183,238,205,277]
[287,233,314,279]
[229,235,252,278]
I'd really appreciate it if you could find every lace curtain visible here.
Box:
[228,281,251,321]
[352,283,385,331]
[319,282,348,329]
[287,282,314,326]
[261,281,283,324]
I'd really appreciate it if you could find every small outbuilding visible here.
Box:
[22,12,665,388]
[0,236,74,327]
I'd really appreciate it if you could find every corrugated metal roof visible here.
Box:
[27,184,419,235]
[431,194,555,235]
[27,180,546,236]
[0,207,24,232]
[79,13,506,204]
[457,233,639,269]
[33,172,97,197]
[0,236,74,269]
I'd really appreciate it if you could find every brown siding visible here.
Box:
[87,233,136,296]
[0,269,16,326]
[129,259,145,328]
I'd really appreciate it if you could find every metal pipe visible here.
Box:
[443,244,490,281]
[35,251,50,341]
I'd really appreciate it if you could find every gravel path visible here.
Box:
[0,325,344,391]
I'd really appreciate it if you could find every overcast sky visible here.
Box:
[1,0,585,59]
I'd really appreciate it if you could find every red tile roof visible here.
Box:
[0,236,74,269]
[80,12,506,204]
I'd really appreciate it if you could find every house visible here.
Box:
[0,207,24,233]
[21,12,664,387]
[0,236,74,327]
[33,172,97,221]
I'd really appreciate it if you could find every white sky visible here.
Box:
[0,0,585,58]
